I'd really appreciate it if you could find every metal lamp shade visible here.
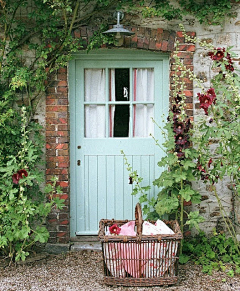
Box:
[103,11,134,38]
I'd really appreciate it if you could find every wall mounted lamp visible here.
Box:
[103,11,134,46]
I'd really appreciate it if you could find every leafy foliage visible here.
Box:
[141,0,238,25]
[0,107,64,262]
[181,230,240,277]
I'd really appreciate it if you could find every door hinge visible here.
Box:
[77,160,81,166]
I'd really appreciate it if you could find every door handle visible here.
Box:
[77,160,81,166]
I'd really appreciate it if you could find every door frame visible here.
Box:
[69,49,169,237]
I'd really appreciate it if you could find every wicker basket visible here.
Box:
[98,203,183,287]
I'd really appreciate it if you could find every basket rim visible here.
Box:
[98,218,183,242]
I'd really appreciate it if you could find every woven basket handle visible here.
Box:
[135,203,143,235]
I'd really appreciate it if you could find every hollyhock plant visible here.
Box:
[109,224,121,235]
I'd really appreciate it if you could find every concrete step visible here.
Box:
[70,241,101,252]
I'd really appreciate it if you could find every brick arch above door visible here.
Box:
[45,26,195,244]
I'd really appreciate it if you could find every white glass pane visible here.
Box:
[85,105,105,138]
[84,69,105,102]
[133,68,154,102]
[133,104,154,137]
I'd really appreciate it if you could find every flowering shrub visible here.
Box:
[0,107,64,262]
[194,46,240,249]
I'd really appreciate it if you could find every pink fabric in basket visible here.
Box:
[119,220,136,236]
[120,242,153,278]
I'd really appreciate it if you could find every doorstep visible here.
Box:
[70,236,101,252]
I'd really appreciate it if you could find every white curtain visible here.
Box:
[133,68,154,137]
[109,69,115,137]
[84,69,106,138]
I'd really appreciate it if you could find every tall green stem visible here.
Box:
[180,166,184,254]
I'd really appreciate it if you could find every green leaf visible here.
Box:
[179,185,195,202]
[179,254,190,264]
[186,211,205,230]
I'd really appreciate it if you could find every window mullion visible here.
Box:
[129,66,133,138]
[106,67,109,138]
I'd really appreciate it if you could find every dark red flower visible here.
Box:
[184,119,191,133]
[12,169,28,184]
[197,164,206,173]
[172,105,181,114]
[109,224,121,235]
[208,158,213,168]
[198,88,216,115]
[175,94,182,104]
[225,64,234,72]
[18,169,28,178]
[173,121,185,135]
[12,173,20,184]
[176,150,185,159]
[208,48,225,61]
[175,134,188,145]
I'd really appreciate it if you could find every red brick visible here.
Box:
[131,35,138,44]
[58,80,67,87]
[58,149,69,156]
[55,144,65,149]
[46,124,55,131]
[176,31,184,37]
[46,99,56,105]
[149,38,156,50]
[58,125,68,131]
[47,106,67,112]
[59,118,67,124]
[59,181,69,188]
[58,99,68,105]
[155,42,162,50]
[161,40,168,51]
[184,90,193,97]
[58,67,67,73]
[58,162,69,168]
[57,131,68,137]
[46,144,51,149]
[57,232,67,237]
[57,87,68,93]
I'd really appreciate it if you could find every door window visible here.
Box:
[84,68,154,138]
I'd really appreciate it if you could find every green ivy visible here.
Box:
[141,0,239,25]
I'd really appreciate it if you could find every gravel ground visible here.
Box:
[0,251,240,291]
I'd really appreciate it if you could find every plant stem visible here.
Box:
[180,167,184,254]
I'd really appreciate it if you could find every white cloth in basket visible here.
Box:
[143,220,178,277]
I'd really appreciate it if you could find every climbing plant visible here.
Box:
[140,0,239,25]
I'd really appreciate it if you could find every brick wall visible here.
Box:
[45,27,196,243]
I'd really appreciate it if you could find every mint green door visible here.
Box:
[69,50,169,236]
